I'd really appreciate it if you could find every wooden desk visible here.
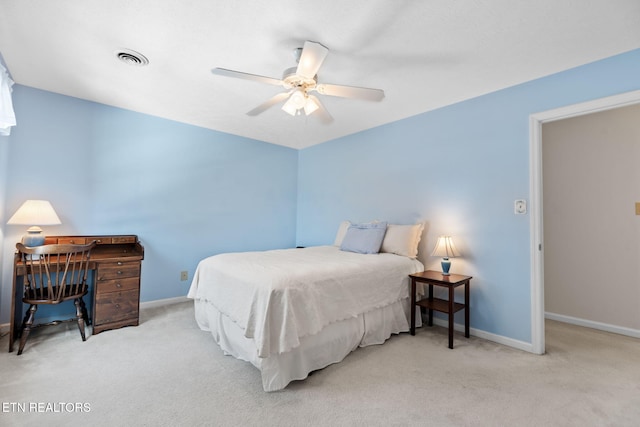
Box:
[409,270,472,349]
[9,235,144,352]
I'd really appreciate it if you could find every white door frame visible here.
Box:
[529,89,640,355]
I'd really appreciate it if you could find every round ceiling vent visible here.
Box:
[115,49,149,66]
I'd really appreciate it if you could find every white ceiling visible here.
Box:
[1,0,639,149]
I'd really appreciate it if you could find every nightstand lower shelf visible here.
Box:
[416,298,466,315]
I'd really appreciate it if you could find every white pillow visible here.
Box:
[380,223,424,258]
[333,221,351,246]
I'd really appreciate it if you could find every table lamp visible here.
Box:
[431,236,460,276]
[6,200,61,246]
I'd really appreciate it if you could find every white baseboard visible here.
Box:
[545,312,640,339]
[429,318,534,353]
[140,295,190,310]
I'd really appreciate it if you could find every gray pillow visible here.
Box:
[340,222,388,254]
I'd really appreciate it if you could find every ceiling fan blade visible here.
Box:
[296,41,329,79]
[246,91,292,116]
[211,68,283,86]
[316,83,385,102]
[308,95,334,124]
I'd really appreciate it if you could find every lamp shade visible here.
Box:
[7,200,61,246]
[303,96,319,115]
[7,200,61,226]
[281,97,299,116]
[431,236,460,258]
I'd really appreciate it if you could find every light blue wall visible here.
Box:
[296,48,640,344]
[0,86,298,323]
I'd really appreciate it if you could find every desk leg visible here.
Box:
[464,281,470,338]
[9,270,22,353]
[448,286,454,349]
[410,278,416,335]
[427,284,434,326]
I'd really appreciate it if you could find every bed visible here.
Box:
[187,222,425,391]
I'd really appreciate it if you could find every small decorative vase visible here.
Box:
[22,230,45,247]
[441,257,451,275]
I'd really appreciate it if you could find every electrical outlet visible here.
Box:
[514,199,527,214]
[180,271,188,281]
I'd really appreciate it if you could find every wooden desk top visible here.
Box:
[14,235,144,275]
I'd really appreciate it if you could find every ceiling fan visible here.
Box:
[211,41,385,124]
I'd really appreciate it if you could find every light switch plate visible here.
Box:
[515,199,527,214]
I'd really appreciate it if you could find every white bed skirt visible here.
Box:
[193,297,422,391]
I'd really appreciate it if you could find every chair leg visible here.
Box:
[17,304,38,355]
[78,296,90,326]
[74,298,87,341]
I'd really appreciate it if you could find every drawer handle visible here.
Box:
[116,283,122,288]
[96,239,102,243]
[117,271,123,275]
[117,261,123,266]
[115,304,120,309]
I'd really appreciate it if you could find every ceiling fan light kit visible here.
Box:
[282,88,319,116]
[211,41,385,123]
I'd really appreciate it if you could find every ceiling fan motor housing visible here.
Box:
[282,67,317,92]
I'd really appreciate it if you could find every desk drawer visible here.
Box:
[96,277,139,294]
[97,261,140,281]
[94,289,139,324]
[112,236,137,244]
[57,237,86,245]
[85,237,112,245]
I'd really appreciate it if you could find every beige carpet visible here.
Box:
[1,301,639,426]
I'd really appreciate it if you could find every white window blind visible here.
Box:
[0,63,16,136]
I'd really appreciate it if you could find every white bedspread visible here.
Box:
[187,245,423,358]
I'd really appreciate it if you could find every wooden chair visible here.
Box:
[15,241,97,355]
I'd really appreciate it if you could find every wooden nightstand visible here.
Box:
[409,270,472,349]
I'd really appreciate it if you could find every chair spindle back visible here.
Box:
[17,242,96,303]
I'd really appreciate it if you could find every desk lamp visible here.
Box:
[7,200,61,246]
[431,236,460,276]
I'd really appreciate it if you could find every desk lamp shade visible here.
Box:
[431,236,460,275]
[7,200,61,246]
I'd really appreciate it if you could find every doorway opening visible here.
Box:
[529,89,640,354]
